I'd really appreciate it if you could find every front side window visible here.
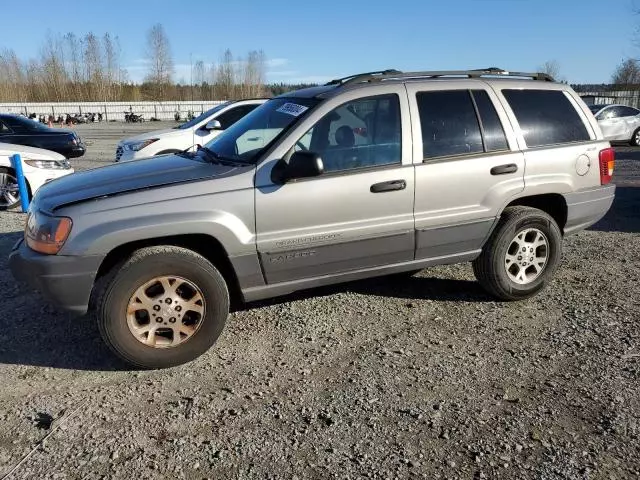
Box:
[297,94,402,173]
[417,90,483,159]
[502,89,590,147]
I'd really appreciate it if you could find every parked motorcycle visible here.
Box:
[124,111,144,123]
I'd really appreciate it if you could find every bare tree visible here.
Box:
[215,49,236,100]
[144,23,174,99]
[83,33,105,100]
[537,60,563,81]
[242,50,266,98]
[612,58,640,85]
[104,33,123,101]
[0,49,27,102]
[193,60,205,99]
[63,33,83,100]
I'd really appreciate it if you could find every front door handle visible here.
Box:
[490,164,518,175]
[370,179,407,193]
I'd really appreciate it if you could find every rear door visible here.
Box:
[497,87,603,193]
[597,106,628,140]
[617,106,640,140]
[405,82,525,259]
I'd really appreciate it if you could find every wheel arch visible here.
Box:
[501,193,568,234]
[0,165,33,200]
[92,233,243,308]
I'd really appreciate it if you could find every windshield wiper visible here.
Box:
[197,145,251,166]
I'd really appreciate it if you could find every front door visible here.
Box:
[255,87,415,284]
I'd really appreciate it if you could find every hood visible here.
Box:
[119,128,188,144]
[34,153,245,213]
[0,142,66,160]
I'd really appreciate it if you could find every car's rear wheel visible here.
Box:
[0,168,23,210]
[631,128,640,146]
[95,246,229,369]
[472,206,562,301]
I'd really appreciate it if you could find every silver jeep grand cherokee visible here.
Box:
[9,68,616,369]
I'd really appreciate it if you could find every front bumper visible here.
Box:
[9,239,104,315]
[65,145,86,159]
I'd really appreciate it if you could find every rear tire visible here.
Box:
[630,128,640,146]
[95,246,229,369]
[472,206,562,301]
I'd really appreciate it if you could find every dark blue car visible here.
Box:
[0,114,85,158]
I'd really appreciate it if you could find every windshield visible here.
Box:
[204,97,320,163]
[176,102,231,129]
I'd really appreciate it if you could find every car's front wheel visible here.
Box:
[95,246,229,369]
[0,168,23,210]
[472,206,562,301]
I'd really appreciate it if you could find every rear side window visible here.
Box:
[471,90,508,152]
[417,90,483,159]
[217,105,258,129]
[502,89,590,147]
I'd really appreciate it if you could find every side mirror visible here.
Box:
[273,151,324,183]
[204,119,223,131]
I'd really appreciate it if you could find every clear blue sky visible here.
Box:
[0,0,636,84]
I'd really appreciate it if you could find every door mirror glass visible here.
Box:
[204,119,223,131]
[276,151,324,183]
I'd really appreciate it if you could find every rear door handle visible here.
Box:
[370,179,407,193]
[490,164,518,175]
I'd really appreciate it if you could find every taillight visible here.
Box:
[599,148,615,185]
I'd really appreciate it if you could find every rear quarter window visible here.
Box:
[502,89,590,147]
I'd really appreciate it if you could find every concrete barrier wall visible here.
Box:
[0,101,228,122]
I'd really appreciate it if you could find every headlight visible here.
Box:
[24,159,71,170]
[124,139,158,151]
[25,210,73,255]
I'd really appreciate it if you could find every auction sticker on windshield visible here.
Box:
[276,103,309,117]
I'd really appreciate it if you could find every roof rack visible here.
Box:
[324,69,402,86]
[325,67,554,86]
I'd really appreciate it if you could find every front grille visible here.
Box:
[115,146,123,161]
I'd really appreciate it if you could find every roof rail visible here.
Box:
[327,67,555,86]
[324,69,402,86]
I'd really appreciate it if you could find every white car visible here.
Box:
[115,99,266,162]
[0,143,74,210]
[588,104,640,145]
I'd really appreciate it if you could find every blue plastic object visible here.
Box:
[10,154,30,212]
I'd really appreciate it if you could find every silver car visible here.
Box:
[588,104,640,145]
[10,68,616,368]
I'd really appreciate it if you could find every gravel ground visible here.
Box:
[0,123,639,479]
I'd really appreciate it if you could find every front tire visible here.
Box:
[96,246,229,369]
[0,167,27,211]
[472,206,562,301]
